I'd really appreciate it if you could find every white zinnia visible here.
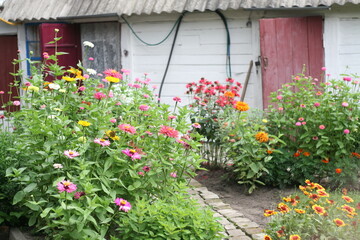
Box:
[87,68,97,75]
[83,41,94,48]
[53,163,63,169]
[48,83,60,90]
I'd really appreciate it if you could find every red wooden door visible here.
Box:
[260,16,324,108]
[0,35,19,112]
[40,23,81,76]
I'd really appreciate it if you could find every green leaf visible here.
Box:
[40,207,52,218]
[13,191,25,205]
[249,163,259,173]
[23,183,37,193]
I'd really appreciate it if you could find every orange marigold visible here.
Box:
[255,131,269,143]
[234,101,250,111]
[303,152,311,157]
[351,152,360,158]
[335,168,342,174]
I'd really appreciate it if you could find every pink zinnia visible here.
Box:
[300,104,306,108]
[13,101,21,106]
[139,105,150,111]
[143,94,150,98]
[132,84,141,88]
[118,124,136,134]
[110,118,117,123]
[321,67,326,71]
[344,129,350,134]
[276,95,283,100]
[173,96,182,102]
[159,125,179,138]
[298,117,304,121]
[192,123,201,128]
[314,102,320,107]
[342,102,349,107]
[278,107,284,111]
[295,122,302,126]
[88,57,94,61]
[57,180,77,193]
[319,125,326,130]
[302,121,306,125]
[142,166,150,172]
[312,136,319,140]
[168,115,177,120]
[94,138,111,147]
[64,150,80,159]
[138,171,144,176]
[114,198,132,212]
[122,149,142,160]
[74,191,85,199]
[0,91,4,94]
[0,115,5,119]
[170,172,177,178]
[94,92,107,100]
[24,82,31,86]
[343,77,352,82]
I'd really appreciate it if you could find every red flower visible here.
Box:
[335,168,342,174]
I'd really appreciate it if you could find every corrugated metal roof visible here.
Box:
[1,0,360,22]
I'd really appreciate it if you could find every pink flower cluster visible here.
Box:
[122,149,142,160]
[118,124,136,134]
[103,69,122,79]
[57,180,77,193]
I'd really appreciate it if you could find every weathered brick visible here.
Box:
[227,229,246,237]
[244,227,263,235]
[237,222,260,229]
[252,233,267,240]
[218,209,244,218]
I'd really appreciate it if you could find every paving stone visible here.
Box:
[195,186,208,192]
[217,217,231,225]
[188,179,203,187]
[237,222,260,229]
[224,224,237,230]
[227,229,246,237]
[231,217,252,224]
[218,209,244,218]
[213,212,222,217]
[211,202,232,210]
[205,198,223,204]
[252,233,267,240]
[229,236,252,240]
[200,192,220,199]
[187,189,198,195]
[244,227,263,235]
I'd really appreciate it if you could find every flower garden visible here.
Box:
[0,32,359,240]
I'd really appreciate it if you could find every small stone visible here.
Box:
[217,218,231,225]
[231,217,252,224]
[252,233,267,240]
[244,227,263,235]
[224,224,236,230]
[218,209,244,218]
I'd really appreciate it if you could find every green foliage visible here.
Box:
[218,109,284,193]
[0,132,26,226]
[3,39,209,239]
[266,74,360,188]
[112,193,224,240]
[264,180,360,240]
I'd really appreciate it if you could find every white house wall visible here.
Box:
[121,11,262,108]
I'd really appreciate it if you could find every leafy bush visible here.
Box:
[264,180,360,240]
[219,109,284,193]
[4,36,206,239]
[112,193,224,240]
[266,74,360,188]
[0,132,25,226]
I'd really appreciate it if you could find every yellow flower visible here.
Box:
[27,86,39,92]
[333,218,346,227]
[255,131,269,143]
[224,91,235,98]
[62,76,76,82]
[312,204,326,215]
[106,130,120,141]
[262,119,268,123]
[105,76,120,83]
[289,235,301,240]
[78,120,91,127]
[294,209,306,214]
[234,101,250,111]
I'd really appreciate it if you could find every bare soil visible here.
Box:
[195,169,297,228]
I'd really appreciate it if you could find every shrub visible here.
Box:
[4,36,206,239]
[111,193,224,240]
[266,74,360,188]
[264,180,360,240]
[218,109,284,193]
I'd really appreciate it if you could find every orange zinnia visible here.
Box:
[255,131,269,143]
[303,152,311,157]
[234,101,250,111]
[312,204,326,215]
[224,91,235,98]
[322,158,330,163]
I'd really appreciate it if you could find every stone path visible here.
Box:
[188,179,266,240]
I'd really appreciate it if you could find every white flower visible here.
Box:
[53,163,63,169]
[59,89,66,93]
[48,115,57,119]
[48,83,60,90]
[83,41,94,48]
[86,68,97,75]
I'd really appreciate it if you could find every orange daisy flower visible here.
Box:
[317,190,329,198]
[264,235,272,240]
[342,195,354,203]
[224,91,235,98]
[341,204,356,215]
[312,204,326,215]
[234,101,250,111]
[264,209,278,217]
[309,193,320,201]
[335,168,342,174]
[289,234,301,240]
[333,218,346,227]
[277,203,291,213]
[295,209,306,214]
